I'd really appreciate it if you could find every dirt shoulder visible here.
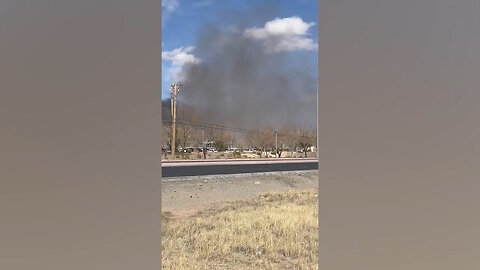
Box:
[162,170,318,216]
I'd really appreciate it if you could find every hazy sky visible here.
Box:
[161,0,318,98]
[161,0,318,129]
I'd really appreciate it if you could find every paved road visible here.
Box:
[162,158,318,178]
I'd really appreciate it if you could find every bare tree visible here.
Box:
[176,107,207,159]
[276,140,284,157]
[298,128,316,158]
[176,126,191,158]
[256,127,275,158]
[277,127,296,158]
[201,128,216,159]
[235,133,249,150]
[245,132,258,149]
[212,130,229,152]
[189,128,203,154]
[162,123,172,159]
[275,129,291,158]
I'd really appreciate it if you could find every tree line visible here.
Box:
[161,107,317,159]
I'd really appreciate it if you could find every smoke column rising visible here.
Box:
[178,6,317,130]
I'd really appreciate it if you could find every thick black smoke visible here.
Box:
[178,5,317,130]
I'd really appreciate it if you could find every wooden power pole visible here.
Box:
[274,131,278,158]
[170,82,181,160]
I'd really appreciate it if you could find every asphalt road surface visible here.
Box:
[162,158,318,178]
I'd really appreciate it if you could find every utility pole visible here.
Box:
[202,129,206,159]
[316,78,319,158]
[170,82,182,160]
[275,131,278,158]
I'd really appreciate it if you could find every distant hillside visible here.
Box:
[162,99,171,122]
[162,98,206,123]
[162,98,316,132]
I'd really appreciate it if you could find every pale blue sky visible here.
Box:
[161,0,318,98]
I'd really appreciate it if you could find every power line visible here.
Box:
[163,120,257,134]
[162,120,316,139]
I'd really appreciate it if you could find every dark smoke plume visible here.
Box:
[178,4,317,130]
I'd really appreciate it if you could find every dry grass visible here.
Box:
[162,189,318,270]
